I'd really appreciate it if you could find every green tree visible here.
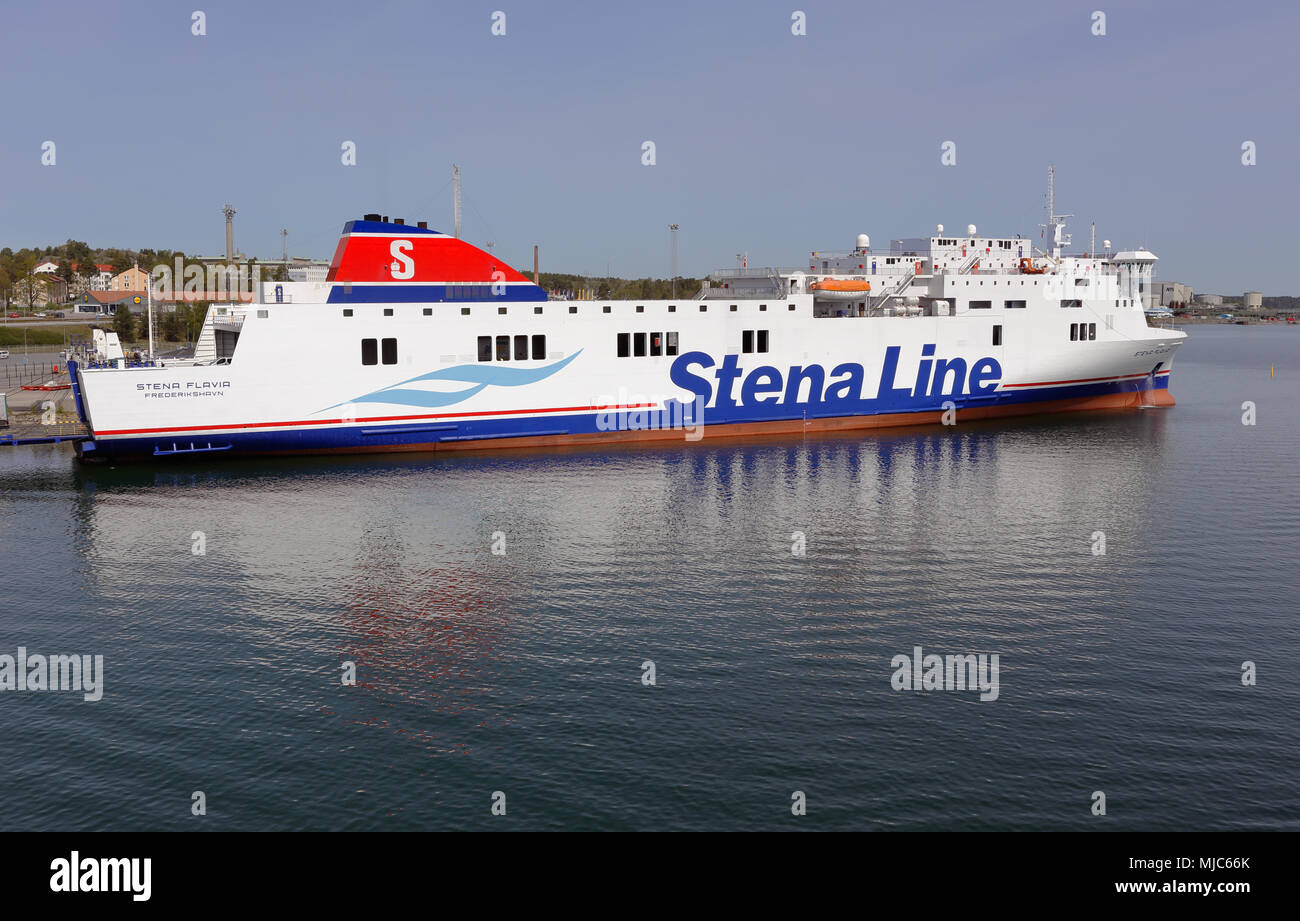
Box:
[112,305,136,342]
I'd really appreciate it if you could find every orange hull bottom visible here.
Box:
[244,388,1176,457]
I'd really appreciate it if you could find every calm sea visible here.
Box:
[1,324,1296,830]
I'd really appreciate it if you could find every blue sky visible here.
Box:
[2,0,1296,293]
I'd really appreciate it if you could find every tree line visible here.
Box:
[0,240,290,310]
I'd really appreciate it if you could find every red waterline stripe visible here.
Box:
[1003,369,1170,389]
[95,402,663,437]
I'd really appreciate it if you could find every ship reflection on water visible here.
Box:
[57,406,1175,756]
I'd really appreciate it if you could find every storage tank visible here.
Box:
[1244,291,1263,310]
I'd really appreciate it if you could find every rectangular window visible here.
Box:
[381,337,397,364]
[423,307,433,316]
[668,305,676,312]
[383,308,393,316]
[1088,323,1097,341]
[636,305,644,313]
[1061,299,1083,309]
[666,332,679,356]
[650,332,662,357]
[532,334,546,360]
[617,332,630,357]
[496,335,510,361]
[478,336,492,362]
[361,338,378,365]
[461,307,470,316]
[514,335,528,360]
[603,305,611,314]
[742,330,754,353]
[343,308,354,317]
[534,306,543,315]
[1004,299,1026,309]
[633,332,647,357]
[569,305,578,314]
[757,330,769,353]
[1070,323,1078,341]
[970,300,992,309]
[992,324,1002,346]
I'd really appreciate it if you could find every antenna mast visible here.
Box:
[452,164,462,239]
[669,224,679,298]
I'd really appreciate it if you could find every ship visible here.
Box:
[67,188,1185,462]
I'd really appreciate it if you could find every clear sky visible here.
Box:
[2,0,1296,294]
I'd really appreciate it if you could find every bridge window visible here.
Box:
[381,338,397,364]
[361,338,378,365]
[478,336,492,362]
[532,335,546,359]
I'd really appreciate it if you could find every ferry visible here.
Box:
[67,187,1185,462]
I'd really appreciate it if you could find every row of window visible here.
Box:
[968,300,1027,309]
[741,330,770,353]
[343,303,801,318]
[360,338,398,365]
[478,334,548,362]
[1071,323,1097,341]
[617,331,679,358]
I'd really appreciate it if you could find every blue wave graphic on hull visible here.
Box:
[318,350,582,412]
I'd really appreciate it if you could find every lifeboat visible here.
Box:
[808,278,872,302]
[1019,257,1047,275]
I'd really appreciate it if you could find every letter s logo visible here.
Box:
[390,240,415,279]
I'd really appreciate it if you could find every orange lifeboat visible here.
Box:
[808,279,872,302]
[1019,257,1047,274]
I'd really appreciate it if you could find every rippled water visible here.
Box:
[1,324,1296,830]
